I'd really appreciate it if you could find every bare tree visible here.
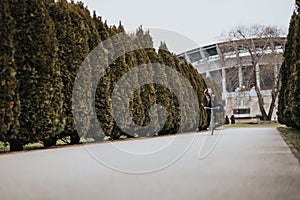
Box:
[222,25,286,120]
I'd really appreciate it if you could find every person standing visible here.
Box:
[203,88,213,129]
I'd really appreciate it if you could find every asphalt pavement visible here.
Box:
[0,127,299,200]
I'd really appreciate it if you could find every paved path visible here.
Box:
[0,128,300,200]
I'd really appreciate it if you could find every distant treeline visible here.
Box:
[278,0,300,130]
[0,0,208,151]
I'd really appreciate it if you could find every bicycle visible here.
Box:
[204,107,220,135]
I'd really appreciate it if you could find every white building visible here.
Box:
[178,37,286,119]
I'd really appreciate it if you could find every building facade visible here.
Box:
[178,38,286,120]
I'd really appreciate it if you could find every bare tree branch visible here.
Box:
[221,25,285,120]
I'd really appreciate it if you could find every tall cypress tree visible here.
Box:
[159,43,206,131]
[192,65,209,129]
[12,0,64,147]
[0,0,22,151]
[278,12,297,125]
[279,0,300,129]
[289,10,300,129]
[47,0,75,143]
[93,16,115,140]
[69,1,103,143]
[130,52,148,132]
[134,27,161,136]
[106,25,132,139]
[121,32,148,137]
[74,2,101,51]
[157,42,181,134]
[48,0,94,144]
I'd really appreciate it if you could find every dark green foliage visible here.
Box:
[11,0,64,147]
[159,42,207,131]
[0,0,22,151]
[46,0,76,143]
[278,12,297,126]
[278,2,300,129]
[155,43,181,134]
[290,8,300,128]
[47,0,97,144]
[1,0,208,151]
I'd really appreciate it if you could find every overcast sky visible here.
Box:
[81,0,295,53]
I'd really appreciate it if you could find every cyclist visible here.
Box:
[203,88,213,129]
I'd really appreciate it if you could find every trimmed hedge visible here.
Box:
[0,0,208,151]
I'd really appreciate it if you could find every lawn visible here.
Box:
[277,126,300,162]
[223,121,281,129]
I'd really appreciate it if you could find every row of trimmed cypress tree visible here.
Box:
[278,0,300,130]
[0,0,208,152]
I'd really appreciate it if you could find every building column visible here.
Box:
[200,47,210,68]
[222,67,227,93]
[217,44,227,94]
[184,52,191,63]
[274,64,279,79]
[238,65,243,88]
[206,70,210,78]
[256,64,261,89]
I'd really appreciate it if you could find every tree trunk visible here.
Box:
[9,139,23,152]
[255,87,268,120]
[267,94,276,120]
[91,133,106,142]
[267,78,280,120]
[268,67,281,120]
[43,137,57,147]
[253,64,268,120]
[267,99,275,121]
[70,132,80,144]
